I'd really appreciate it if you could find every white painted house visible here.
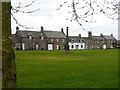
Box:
[68,34,85,50]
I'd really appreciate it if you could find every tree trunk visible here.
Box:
[0,1,2,89]
[2,1,16,88]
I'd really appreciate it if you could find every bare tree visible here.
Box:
[57,0,119,30]
[1,0,40,88]
[1,1,16,88]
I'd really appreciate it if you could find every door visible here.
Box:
[103,44,106,49]
[22,43,25,50]
[36,44,39,50]
[48,44,53,50]
[57,45,59,50]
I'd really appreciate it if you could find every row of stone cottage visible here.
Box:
[12,26,117,50]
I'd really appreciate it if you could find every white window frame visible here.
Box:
[41,36,44,40]
[57,38,59,42]
[29,35,32,40]
[63,39,64,42]
[22,43,25,50]
[51,38,53,42]
[57,45,59,50]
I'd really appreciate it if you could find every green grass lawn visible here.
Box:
[15,49,118,88]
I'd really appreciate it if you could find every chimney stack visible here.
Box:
[41,26,44,32]
[61,28,64,33]
[100,33,103,37]
[79,34,81,38]
[16,26,19,31]
[111,34,113,36]
[88,31,92,37]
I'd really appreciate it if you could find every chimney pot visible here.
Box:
[16,26,19,31]
[111,34,113,36]
[41,26,44,32]
[100,33,103,37]
[61,28,64,33]
[88,31,92,37]
[79,34,81,38]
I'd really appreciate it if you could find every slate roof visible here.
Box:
[12,34,20,43]
[18,31,40,38]
[69,36,85,43]
[43,31,66,38]
[103,35,116,40]
[92,36,103,40]
[19,30,40,38]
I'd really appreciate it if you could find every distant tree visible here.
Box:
[57,0,119,30]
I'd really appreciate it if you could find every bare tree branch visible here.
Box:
[11,12,33,29]
[57,0,119,30]
[11,0,40,29]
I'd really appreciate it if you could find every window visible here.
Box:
[103,40,105,43]
[76,45,79,49]
[81,45,83,48]
[111,41,113,44]
[51,38,53,42]
[29,35,32,40]
[57,45,59,50]
[96,39,99,43]
[35,43,39,50]
[71,38,75,43]
[57,38,59,42]
[71,45,74,49]
[13,44,16,47]
[63,39,64,42]
[41,36,44,40]
[92,45,94,48]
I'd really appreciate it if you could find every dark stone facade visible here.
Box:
[12,27,117,50]
[12,27,66,50]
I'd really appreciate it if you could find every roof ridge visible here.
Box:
[18,30,40,32]
[69,36,80,37]
[92,35,101,37]
[103,35,112,36]
[44,30,61,32]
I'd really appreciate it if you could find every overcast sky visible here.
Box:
[11,0,119,39]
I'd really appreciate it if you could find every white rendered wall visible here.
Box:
[69,42,85,50]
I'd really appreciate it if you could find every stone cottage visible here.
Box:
[39,27,66,50]
[12,27,117,50]
[12,26,66,50]
[68,34,85,50]
[82,31,117,49]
